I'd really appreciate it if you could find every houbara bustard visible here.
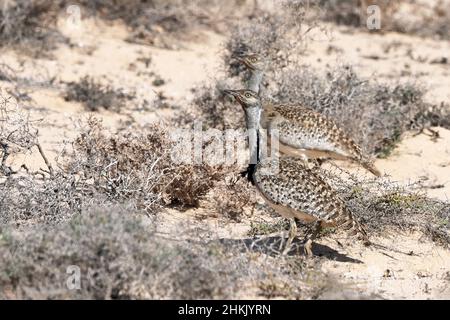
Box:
[234,53,381,176]
[224,89,371,256]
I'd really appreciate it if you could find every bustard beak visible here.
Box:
[232,53,259,70]
[223,89,242,104]
[231,53,246,62]
[232,54,255,70]
[223,89,239,97]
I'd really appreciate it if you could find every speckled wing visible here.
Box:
[253,157,350,225]
[263,104,381,176]
[265,104,363,160]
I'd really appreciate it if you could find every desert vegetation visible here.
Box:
[0,0,449,300]
[312,0,450,40]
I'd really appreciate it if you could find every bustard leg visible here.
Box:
[304,220,322,257]
[281,218,297,255]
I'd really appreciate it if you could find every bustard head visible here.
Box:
[233,53,266,71]
[223,89,260,110]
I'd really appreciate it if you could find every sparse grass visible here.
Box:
[64,77,135,112]
[323,168,450,246]
[248,219,290,237]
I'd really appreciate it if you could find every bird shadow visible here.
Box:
[214,235,363,264]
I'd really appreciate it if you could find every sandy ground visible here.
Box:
[318,232,450,299]
[376,128,450,201]
[1,15,449,299]
[158,208,450,299]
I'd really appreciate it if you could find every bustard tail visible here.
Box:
[361,160,382,177]
[337,214,371,246]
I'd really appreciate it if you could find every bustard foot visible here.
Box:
[303,220,323,258]
[281,218,297,255]
[304,239,314,257]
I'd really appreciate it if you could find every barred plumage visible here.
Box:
[254,157,369,241]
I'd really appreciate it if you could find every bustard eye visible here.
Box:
[251,57,257,63]
[244,93,252,98]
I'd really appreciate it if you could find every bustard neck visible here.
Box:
[244,105,262,165]
[248,69,263,94]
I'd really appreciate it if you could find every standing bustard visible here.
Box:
[234,53,381,176]
[224,89,370,256]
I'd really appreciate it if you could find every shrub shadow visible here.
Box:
[215,235,363,264]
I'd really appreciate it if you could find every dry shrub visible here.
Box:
[389,0,450,40]
[175,79,245,131]
[0,63,19,82]
[226,14,291,75]
[73,0,249,48]
[64,76,135,112]
[0,207,236,299]
[203,173,257,222]
[0,205,340,299]
[0,0,248,54]
[68,117,234,208]
[0,95,38,175]
[0,0,66,55]
[225,1,313,77]
[0,173,90,226]
[0,93,239,226]
[0,95,92,225]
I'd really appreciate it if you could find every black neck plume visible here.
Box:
[242,126,260,185]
